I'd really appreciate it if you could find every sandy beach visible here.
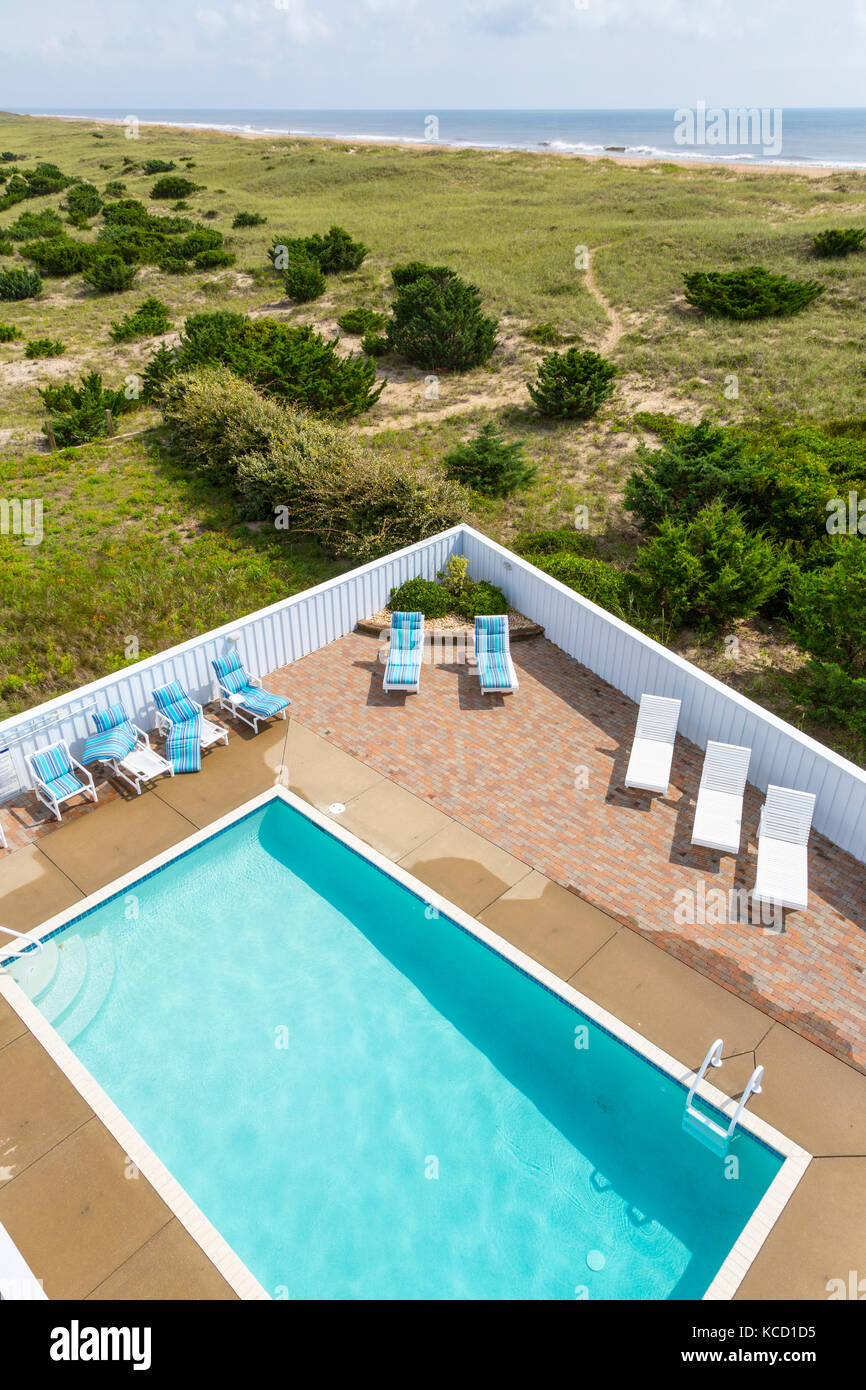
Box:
[16,110,860,179]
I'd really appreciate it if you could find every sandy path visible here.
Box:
[583,247,624,356]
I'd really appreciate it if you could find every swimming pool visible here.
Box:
[4,791,803,1300]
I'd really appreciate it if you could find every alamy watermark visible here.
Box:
[0,497,43,546]
[826,492,866,535]
[674,101,783,159]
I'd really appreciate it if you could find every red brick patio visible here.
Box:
[2,628,864,1074]
[273,630,866,1074]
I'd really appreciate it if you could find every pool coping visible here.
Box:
[0,785,812,1302]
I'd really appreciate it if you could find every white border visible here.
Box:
[1,787,811,1302]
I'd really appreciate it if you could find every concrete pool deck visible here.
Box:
[2,667,865,1299]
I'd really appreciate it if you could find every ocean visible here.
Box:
[13,108,866,170]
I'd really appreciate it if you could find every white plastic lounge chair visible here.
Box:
[83,702,174,796]
[752,784,816,912]
[691,741,752,855]
[0,820,7,850]
[624,694,681,794]
[211,651,291,733]
[383,611,425,693]
[152,680,229,774]
[475,615,519,694]
[25,740,98,822]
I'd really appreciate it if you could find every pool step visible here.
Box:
[55,934,116,1045]
[5,939,60,1000]
[24,936,86,1022]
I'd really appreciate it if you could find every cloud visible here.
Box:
[467,0,753,41]
[195,7,227,36]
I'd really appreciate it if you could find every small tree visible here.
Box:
[83,255,137,292]
[0,267,41,300]
[386,271,498,371]
[633,501,785,630]
[338,307,386,335]
[64,182,102,219]
[443,421,536,496]
[284,254,326,303]
[811,228,866,259]
[110,296,172,342]
[528,348,616,419]
[624,420,762,531]
[683,266,824,319]
[150,175,203,200]
[787,540,866,674]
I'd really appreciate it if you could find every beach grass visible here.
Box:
[1,111,865,738]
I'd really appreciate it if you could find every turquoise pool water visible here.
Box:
[9,798,783,1299]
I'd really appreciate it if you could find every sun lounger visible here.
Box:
[624,693,681,794]
[152,680,228,774]
[383,611,425,693]
[83,701,173,794]
[474,615,519,694]
[25,740,98,821]
[0,820,7,850]
[212,651,291,733]
[691,741,752,855]
[752,784,816,912]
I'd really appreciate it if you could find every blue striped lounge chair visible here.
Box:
[474,615,519,694]
[211,651,291,734]
[82,701,174,795]
[151,680,228,774]
[25,740,98,821]
[383,611,425,693]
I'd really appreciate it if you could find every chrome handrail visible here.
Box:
[0,924,44,963]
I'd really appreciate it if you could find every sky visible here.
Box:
[0,0,865,109]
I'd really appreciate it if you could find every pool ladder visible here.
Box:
[682,1038,764,1156]
[0,924,44,966]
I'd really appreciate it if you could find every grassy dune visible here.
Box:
[1,111,865,743]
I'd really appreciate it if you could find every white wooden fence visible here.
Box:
[2,522,865,864]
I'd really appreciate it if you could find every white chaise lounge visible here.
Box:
[383,611,425,694]
[624,694,681,794]
[752,784,816,913]
[691,741,752,855]
[25,740,98,822]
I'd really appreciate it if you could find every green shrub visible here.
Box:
[528,348,616,418]
[141,343,179,402]
[65,182,102,219]
[388,577,453,620]
[151,175,203,200]
[632,411,693,442]
[5,208,65,239]
[443,421,536,496]
[25,337,64,358]
[0,266,41,299]
[109,296,172,342]
[386,271,498,371]
[269,226,368,275]
[193,248,235,270]
[104,180,126,197]
[788,660,866,750]
[811,228,866,259]
[20,235,95,275]
[523,322,567,345]
[161,366,294,487]
[337,307,386,335]
[683,266,825,319]
[624,421,759,531]
[102,199,150,226]
[173,310,385,417]
[83,254,137,292]
[0,238,12,255]
[179,228,223,257]
[142,159,176,175]
[39,370,136,447]
[232,211,267,228]
[283,254,327,303]
[787,540,866,674]
[633,501,786,630]
[0,321,22,341]
[361,331,388,356]
[390,261,455,288]
[452,579,508,620]
[525,551,635,614]
[0,162,71,207]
